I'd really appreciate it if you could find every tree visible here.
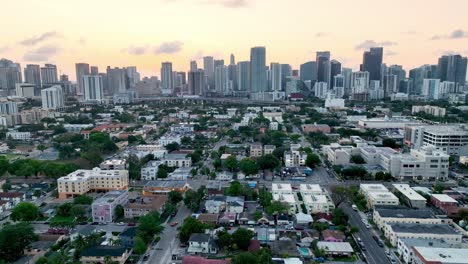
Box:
[332,208,348,226]
[74,195,93,205]
[232,228,254,250]
[266,201,289,215]
[258,186,272,207]
[239,158,259,175]
[351,154,366,164]
[382,138,398,148]
[70,205,86,220]
[184,186,206,212]
[11,202,40,221]
[165,142,180,152]
[305,153,321,168]
[217,230,232,250]
[179,217,206,243]
[115,204,124,219]
[168,191,183,204]
[290,134,301,144]
[37,144,47,152]
[330,185,352,208]
[223,155,238,172]
[257,154,280,171]
[0,222,38,262]
[137,212,164,243]
[133,236,147,255]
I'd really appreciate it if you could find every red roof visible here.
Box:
[182,256,227,264]
[248,240,261,252]
[289,93,304,99]
[315,212,332,221]
[0,192,23,198]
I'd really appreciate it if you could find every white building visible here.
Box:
[272,183,296,214]
[411,105,446,117]
[0,101,18,114]
[6,131,31,141]
[162,153,192,167]
[397,238,458,264]
[158,135,182,146]
[360,184,399,208]
[15,83,35,98]
[284,150,307,167]
[384,223,462,246]
[82,75,104,102]
[421,79,441,100]
[324,94,345,109]
[41,85,64,110]
[135,144,167,159]
[392,184,427,208]
[358,116,421,129]
[141,160,162,180]
[412,246,468,264]
[313,82,328,99]
[92,190,128,223]
[303,194,334,214]
[405,124,468,156]
[373,208,448,231]
[100,159,127,170]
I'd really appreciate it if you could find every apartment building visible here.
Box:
[92,190,129,223]
[360,184,399,208]
[264,145,276,155]
[162,153,192,167]
[431,194,459,216]
[250,144,263,157]
[392,184,427,208]
[300,184,335,214]
[412,247,468,264]
[124,195,167,218]
[405,124,468,156]
[272,183,296,214]
[140,160,162,180]
[384,223,462,246]
[57,168,129,199]
[284,150,307,167]
[397,238,457,264]
[100,159,127,170]
[6,131,31,141]
[373,208,450,231]
[411,105,446,117]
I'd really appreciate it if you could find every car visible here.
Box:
[365,224,372,229]
[143,255,149,261]
[294,225,305,230]
[356,237,362,242]
[377,240,384,247]
[91,222,99,225]
[127,222,136,226]
[372,235,379,241]
[390,258,397,263]
[170,222,178,227]
[116,222,125,226]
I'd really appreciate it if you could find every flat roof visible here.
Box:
[368,191,399,200]
[376,208,434,219]
[360,184,389,193]
[413,247,468,263]
[303,194,328,204]
[317,242,354,253]
[431,194,458,203]
[390,224,459,235]
[144,180,187,189]
[399,238,454,249]
[299,184,323,193]
[392,184,427,201]
[272,183,293,193]
[273,193,296,204]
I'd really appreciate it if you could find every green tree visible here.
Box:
[330,185,352,207]
[137,212,164,243]
[290,134,301,144]
[257,154,280,170]
[223,155,238,172]
[73,195,93,205]
[0,222,38,262]
[11,202,40,221]
[70,205,86,220]
[351,154,366,164]
[266,201,289,215]
[37,144,47,152]
[133,236,147,255]
[382,138,398,148]
[168,191,183,204]
[165,142,180,152]
[305,153,321,168]
[239,158,259,175]
[232,228,254,250]
[115,204,124,219]
[179,217,206,243]
[217,230,232,250]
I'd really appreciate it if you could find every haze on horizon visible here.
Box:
[1,0,468,80]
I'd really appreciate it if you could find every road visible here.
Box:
[342,205,390,264]
[143,204,191,264]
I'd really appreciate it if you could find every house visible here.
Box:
[197,214,219,226]
[204,198,226,214]
[295,212,313,225]
[92,190,129,223]
[321,230,345,242]
[317,242,354,256]
[124,195,167,218]
[182,256,227,264]
[218,212,236,226]
[257,213,275,226]
[431,194,459,216]
[0,192,25,206]
[237,212,255,226]
[257,228,276,244]
[187,233,218,255]
[277,213,293,226]
[119,227,137,248]
[271,240,300,258]
[80,245,131,264]
[300,231,319,247]
[226,196,245,213]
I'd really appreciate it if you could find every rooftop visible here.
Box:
[80,245,127,257]
[93,190,127,205]
[413,247,468,263]
[360,184,389,193]
[390,223,459,235]
[432,194,458,203]
[375,208,434,219]
[299,184,323,194]
[392,184,427,201]
[144,180,187,189]
[317,241,354,253]
[58,168,127,182]
[189,233,210,243]
[272,183,293,193]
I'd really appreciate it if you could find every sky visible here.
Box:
[1,0,468,81]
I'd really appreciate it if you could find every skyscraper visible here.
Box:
[126,66,140,87]
[300,61,317,82]
[410,65,437,95]
[330,60,341,88]
[280,64,292,90]
[41,85,64,110]
[90,66,99,75]
[250,46,267,93]
[188,69,205,95]
[446,55,467,86]
[40,64,58,84]
[316,51,331,84]
[190,61,198,72]
[333,74,345,98]
[341,68,352,96]
[215,65,229,94]
[203,56,214,90]
[271,63,282,91]
[237,61,250,92]
[75,63,90,95]
[24,64,41,90]
[107,67,127,93]
[422,79,441,100]
[383,74,398,97]
[161,62,173,95]
[362,47,383,81]
[351,71,370,94]
[230,54,235,65]
[0,59,22,96]
[82,75,104,102]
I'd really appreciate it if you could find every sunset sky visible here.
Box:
[1,0,468,80]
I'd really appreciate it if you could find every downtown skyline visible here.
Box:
[2,0,468,80]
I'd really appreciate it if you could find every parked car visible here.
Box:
[170,222,178,227]
[128,222,136,226]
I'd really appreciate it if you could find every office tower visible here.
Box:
[107,67,127,93]
[399,78,414,94]
[90,66,99,75]
[388,65,406,82]
[300,61,317,82]
[98,73,109,95]
[351,71,370,94]
[0,59,22,95]
[270,63,282,92]
[316,51,331,84]
[330,60,341,88]
[237,61,250,92]
[422,79,441,100]
[250,46,267,93]
[362,47,383,81]
[409,65,438,95]
[161,62,173,95]
[126,66,140,87]
[15,83,35,97]
[214,59,225,69]
[203,56,214,90]
[58,74,74,96]
[82,75,104,102]
[383,74,398,97]
[280,64,292,89]
[215,65,229,94]
[190,61,198,72]
[41,85,64,110]
[40,64,58,84]
[333,74,345,98]
[188,69,205,95]
[313,82,328,99]
[173,72,184,92]
[177,71,186,85]
[446,55,467,86]
[0,101,18,114]
[24,64,41,90]
[75,63,90,95]
[230,54,235,65]
[341,68,352,96]
[439,81,457,95]
[292,70,299,77]
[228,63,237,91]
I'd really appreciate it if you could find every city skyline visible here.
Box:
[1,0,468,80]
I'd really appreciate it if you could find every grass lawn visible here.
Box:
[50,215,75,226]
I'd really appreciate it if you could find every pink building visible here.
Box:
[431,194,459,216]
[302,124,331,134]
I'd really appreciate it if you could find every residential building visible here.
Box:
[15,83,35,97]
[0,101,18,114]
[161,62,173,95]
[24,64,41,89]
[40,64,58,84]
[411,105,446,117]
[142,180,189,195]
[41,85,64,110]
[360,184,399,208]
[303,194,334,214]
[250,144,263,157]
[264,145,276,155]
[158,135,181,146]
[397,238,458,264]
[431,194,459,216]
[301,124,331,133]
[284,150,307,167]
[205,197,226,214]
[384,223,462,246]
[162,153,192,167]
[57,168,129,199]
[6,131,31,141]
[82,75,104,102]
[100,159,127,170]
[392,184,427,208]
[317,242,354,257]
[373,208,450,231]
[250,47,267,93]
[412,246,468,264]
[92,190,129,223]
[75,63,90,95]
[141,160,163,180]
[362,47,383,81]
[124,195,166,218]
[226,196,244,213]
[80,245,130,264]
[188,233,218,254]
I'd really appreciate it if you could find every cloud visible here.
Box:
[78,37,87,45]
[386,50,398,56]
[0,46,10,53]
[23,45,60,62]
[153,41,183,54]
[192,50,204,60]
[354,40,397,50]
[19,31,62,46]
[122,45,148,55]
[431,29,468,40]
[315,32,328,37]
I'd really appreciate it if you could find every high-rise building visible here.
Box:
[362,47,383,81]
[90,66,99,75]
[188,69,205,95]
[422,79,441,100]
[316,51,331,84]
[341,68,352,96]
[24,64,41,90]
[250,46,267,93]
[271,63,282,92]
[280,64,292,89]
[82,75,104,102]
[41,85,64,110]
[409,65,438,95]
[313,82,328,99]
[399,78,414,94]
[228,63,237,91]
[0,59,22,96]
[214,59,225,69]
[15,83,35,98]
[190,61,198,72]
[230,54,235,65]
[161,62,173,95]
[215,65,229,94]
[351,71,370,94]
[203,56,214,91]
[40,64,58,84]
[126,66,140,88]
[446,55,467,86]
[333,74,345,98]
[75,63,90,95]
[383,74,398,97]
[237,61,250,92]
[330,60,341,88]
[0,101,18,114]
[300,61,317,82]
[107,67,127,93]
